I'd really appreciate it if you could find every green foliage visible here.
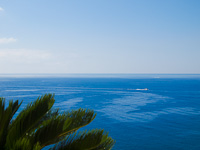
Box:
[51,129,115,150]
[0,94,115,150]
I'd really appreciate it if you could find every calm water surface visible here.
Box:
[0,75,200,150]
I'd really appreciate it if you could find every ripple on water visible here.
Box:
[98,92,200,122]
[54,97,83,110]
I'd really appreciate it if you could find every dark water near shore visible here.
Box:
[0,75,200,150]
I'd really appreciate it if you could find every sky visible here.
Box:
[0,0,200,74]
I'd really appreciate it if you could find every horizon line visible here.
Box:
[0,73,200,79]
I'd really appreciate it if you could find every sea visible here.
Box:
[0,74,200,150]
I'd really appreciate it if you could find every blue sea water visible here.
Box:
[0,74,200,150]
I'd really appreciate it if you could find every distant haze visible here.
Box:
[0,0,200,74]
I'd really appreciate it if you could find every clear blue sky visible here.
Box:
[0,0,200,74]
